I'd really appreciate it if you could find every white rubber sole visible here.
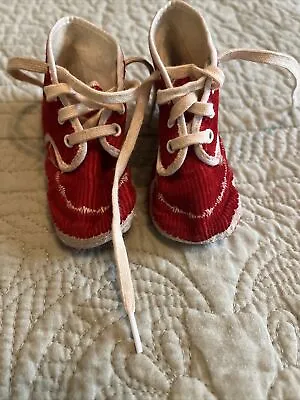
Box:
[55,209,134,249]
[150,180,241,245]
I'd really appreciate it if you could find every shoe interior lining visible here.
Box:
[154,4,211,69]
[51,20,119,90]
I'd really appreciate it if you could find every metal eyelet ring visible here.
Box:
[207,129,214,143]
[64,134,73,148]
[113,123,122,137]
[166,140,175,154]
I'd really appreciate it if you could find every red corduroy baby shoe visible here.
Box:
[148,0,300,244]
[7,16,155,353]
[8,17,141,249]
[149,1,240,244]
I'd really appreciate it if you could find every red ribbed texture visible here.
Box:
[151,80,240,243]
[42,71,136,242]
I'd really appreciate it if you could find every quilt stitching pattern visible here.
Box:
[1,0,300,399]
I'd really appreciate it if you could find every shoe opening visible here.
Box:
[48,16,123,90]
[150,1,217,69]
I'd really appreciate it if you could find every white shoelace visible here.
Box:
[7,48,300,353]
[154,49,300,175]
[7,56,154,354]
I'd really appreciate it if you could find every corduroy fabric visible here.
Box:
[151,83,240,243]
[42,71,136,242]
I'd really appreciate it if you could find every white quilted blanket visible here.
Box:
[1,1,299,399]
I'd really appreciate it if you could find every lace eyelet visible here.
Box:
[64,134,73,148]
[113,123,122,137]
[166,140,175,154]
[207,129,214,143]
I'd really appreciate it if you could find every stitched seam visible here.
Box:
[27,280,111,395]
[131,252,213,312]
[234,235,299,312]
[11,273,83,395]
[157,165,227,219]
[110,343,168,397]
[130,258,212,312]
[55,171,128,215]
[64,319,124,399]
[8,292,21,397]
[30,280,115,396]
[267,309,300,367]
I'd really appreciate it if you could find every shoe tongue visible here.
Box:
[172,76,205,110]
[82,80,126,155]
[77,81,104,125]
[167,61,212,89]
[173,77,191,87]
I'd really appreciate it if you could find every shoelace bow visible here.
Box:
[7,55,155,354]
[154,49,300,175]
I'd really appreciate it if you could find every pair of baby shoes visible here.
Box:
[8,1,299,353]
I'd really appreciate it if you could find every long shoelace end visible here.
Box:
[128,312,143,354]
